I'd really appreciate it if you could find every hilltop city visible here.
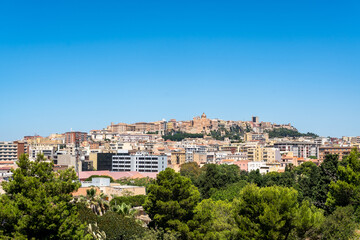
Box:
[1,113,359,179]
[1,114,360,239]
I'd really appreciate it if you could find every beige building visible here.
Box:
[244,132,269,142]
[319,147,352,161]
[247,146,280,162]
[170,149,186,165]
[103,184,146,200]
[193,152,207,164]
[76,178,146,200]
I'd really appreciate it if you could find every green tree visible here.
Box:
[111,202,137,218]
[180,162,201,184]
[266,128,318,138]
[320,206,358,240]
[309,154,339,210]
[110,195,146,207]
[74,189,110,216]
[232,184,323,240]
[189,199,236,239]
[97,211,145,240]
[196,164,240,199]
[210,180,248,201]
[291,200,324,240]
[294,161,321,203]
[162,132,204,141]
[247,169,264,186]
[0,154,88,239]
[326,148,360,212]
[144,168,200,238]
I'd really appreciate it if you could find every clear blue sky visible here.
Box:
[0,1,359,141]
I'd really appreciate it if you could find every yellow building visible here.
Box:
[170,149,186,165]
[247,146,279,162]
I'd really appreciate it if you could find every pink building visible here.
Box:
[234,160,249,172]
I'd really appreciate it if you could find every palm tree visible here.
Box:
[111,202,137,217]
[86,188,96,198]
[73,188,110,216]
[87,223,106,240]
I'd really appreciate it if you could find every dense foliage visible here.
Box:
[0,154,88,239]
[266,128,318,138]
[162,132,204,141]
[110,195,147,207]
[196,164,241,198]
[2,149,360,239]
[144,168,200,238]
[173,148,360,239]
[210,126,243,141]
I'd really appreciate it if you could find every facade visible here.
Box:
[78,177,146,200]
[96,153,115,171]
[262,147,281,162]
[235,160,249,171]
[244,132,269,142]
[319,147,352,161]
[117,134,155,143]
[183,144,206,162]
[57,154,77,168]
[65,131,88,145]
[112,152,167,172]
[0,141,18,162]
[170,149,186,165]
[0,141,27,162]
[193,152,207,164]
[273,142,320,158]
[248,161,266,172]
[29,145,56,161]
[247,146,280,162]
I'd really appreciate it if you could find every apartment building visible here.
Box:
[183,144,206,162]
[236,160,249,172]
[0,141,17,162]
[95,153,115,171]
[248,161,266,172]
[28,145,56,161]
[65,131,88,145]
[319,146,352,161]
[244,132,269,142]
[112,152,167,172]
[247,146,281,162]
[273,141,319,158]
[0,141,26,162]
[170,149,186,165]
[117,134,155,143]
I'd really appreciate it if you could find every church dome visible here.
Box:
[201,113,207,118]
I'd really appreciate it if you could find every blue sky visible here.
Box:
[0,1,359,140]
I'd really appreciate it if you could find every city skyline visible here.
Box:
[0,113,349,141]
[1,1,360,140]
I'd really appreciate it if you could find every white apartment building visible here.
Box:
[117,134,155,143]
[273,142,320,158]
[112,151,167,172]
[29,145,56,161]
[248,161,266,172]
[0,141,18,161]
[183,145,206,162]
